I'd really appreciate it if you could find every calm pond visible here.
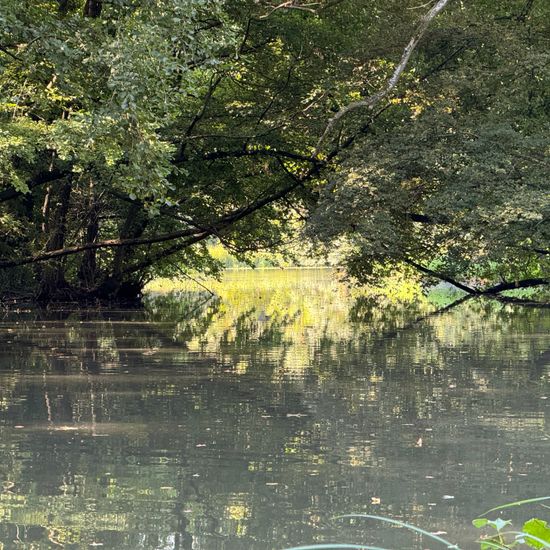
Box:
[0,269,549,549]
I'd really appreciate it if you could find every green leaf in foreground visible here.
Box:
[335,514,460,549]
[488,519,512,532]
[473,518,489,528]
[521,519,550,549]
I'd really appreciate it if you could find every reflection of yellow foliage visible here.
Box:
[48,526,81,545]
[0,505,11,521]
[150,269,362,369]
[374,271,425,303]
[147,268,432,383]
[347,445,373,467]
[0,493,26,507]
[235,360,248,374]
[226,504,249,521]
[349,456,364,467]
[224,496,251,537]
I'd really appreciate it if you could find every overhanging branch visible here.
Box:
[403,257,478,294]
[314,0,452,154]
[0,176,303,270]
[482,278,549,295]
[0,170,68,203]
[0,228,206,270]
[404,257,549,297]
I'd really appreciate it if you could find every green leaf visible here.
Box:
[487,519,512,532]
[521,519,550,549]
[473,518,489,529]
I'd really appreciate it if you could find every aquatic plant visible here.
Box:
[282,497,550,550]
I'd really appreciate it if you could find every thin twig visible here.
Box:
[169,261,216,296]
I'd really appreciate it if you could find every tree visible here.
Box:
[0,0,240,298]
[0,0,546,302]
[0,0,439,300]
[307,0,549,297]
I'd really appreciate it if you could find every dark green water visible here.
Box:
[0,270,548,549]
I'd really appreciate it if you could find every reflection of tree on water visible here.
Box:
[144,291,222,344]
[0,278,548,548]
[0,374,314,547]
[0,290,548,419]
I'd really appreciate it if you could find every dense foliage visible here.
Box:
[309,0,550,295]
[0,0,548,300]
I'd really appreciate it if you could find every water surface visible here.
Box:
[0,269,549,549]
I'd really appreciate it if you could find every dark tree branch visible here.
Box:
[180,74,224,158]
[403,257,479,294]
[404,258,549,297]
[517,0,536,20]
[184,147,318,166]
[420,41,471,81]
[119,233,211,277]
[496,0,537,21]
[407,212,437,224]
[482,278,549,295]
[0,170,68,203]
[0,147,309,213]
[0,172,302,270]
[0,228,205,269]
[0,45,22,61]
[114,176,305,275]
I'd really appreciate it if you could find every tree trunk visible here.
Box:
[77,180,100,290]
[37,181,72,301]
[94,203,149,300]
[83,0,102,18]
